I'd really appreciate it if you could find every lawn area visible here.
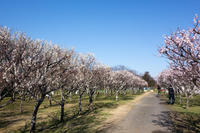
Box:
[160,93,200,133]
[0,91,143,133]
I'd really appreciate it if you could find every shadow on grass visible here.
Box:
[96,94,138,102]
[1,93,137,133]
[18,101,120,133]
[0,111,30,130]
[157,95,200,133]
[171,111,200,133]
[0,118,24,128]
[0,110,30,118]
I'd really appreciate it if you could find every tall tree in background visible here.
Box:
[142,72,156,88]
[112,65,140,76]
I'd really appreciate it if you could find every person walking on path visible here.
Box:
[168,85,175,104]
[157,85,161,96]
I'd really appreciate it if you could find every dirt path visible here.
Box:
[103,92,173,133]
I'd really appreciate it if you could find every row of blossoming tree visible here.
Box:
[0,27,147,132]
[158,15,200,109]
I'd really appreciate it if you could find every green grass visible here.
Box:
[0,91,142,133]
[160,94,200,133]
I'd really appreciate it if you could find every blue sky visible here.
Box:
[1,0,200,77]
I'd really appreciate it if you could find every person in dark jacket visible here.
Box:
[157,85,161,95]
[168,85,175,104]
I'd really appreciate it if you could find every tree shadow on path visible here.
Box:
[152,111,174,132]
[152,130,170,133]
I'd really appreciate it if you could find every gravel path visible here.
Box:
[105,93,173,133]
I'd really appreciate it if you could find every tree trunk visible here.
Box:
[30,95,45,133]
[78,93,82,113]
[137,88,140,94]
[110,89,113,96]
[20,98,23,113]
[104,88,107,96]
[179,94,182,105]
[69,92,72,102]
[123,90,126,95]
[131,88,134,95]
[94,90,97,101]
[140,88,144,93]
[48,96,52,106]
[116,90,119,101]
[89,94,93,105]
[60,90,65,122]
[104,88,108,96]
[88,90,94,105]
[186,96,189,109]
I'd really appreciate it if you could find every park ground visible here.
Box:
[164,94,200,133]
[103,92,200,133]
[0,91,200,133]
[0,91,145,133]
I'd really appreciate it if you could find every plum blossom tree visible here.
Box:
[52,49,77,122]
[106,70,147,101]
[158,15,200,109]
[75,53,96,113]
[90,65,112,96]
[0,28,53,112]
[0,27,35,107]
[0,25,151,132]
[87,63,105,105]
[0,27,74,131]
[157,69,198,109]
[26,42,72,132]
[159,15,200,88]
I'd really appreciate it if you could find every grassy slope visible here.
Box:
[0,92,142,133]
